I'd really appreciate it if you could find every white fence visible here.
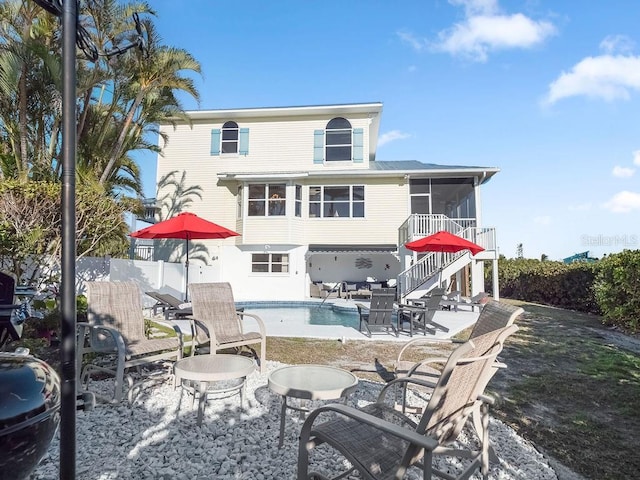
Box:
[77,257,220,308]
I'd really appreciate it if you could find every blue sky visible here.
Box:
[142,0,640,261]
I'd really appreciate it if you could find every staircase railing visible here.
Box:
[398,250,467,300]
[397,225,496,300]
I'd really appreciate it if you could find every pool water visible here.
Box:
[240,303,360,329]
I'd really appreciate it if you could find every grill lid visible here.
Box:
[0,353,60,433]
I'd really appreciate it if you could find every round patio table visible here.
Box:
[268,364,359,447]
[174,354,256,426]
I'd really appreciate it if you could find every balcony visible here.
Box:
[398,214,496,253]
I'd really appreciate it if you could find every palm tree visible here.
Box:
[0,0,60,179]
[0,0,200,196]
[98,18,200,185]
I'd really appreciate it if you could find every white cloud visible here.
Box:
[378,130,411,147]
[397,30,426,52]
[603,191,640,213]
[543,55,640,105]
[612,165,635,178]
[633,150,640,166]
[430,2,555,62]
[533,215,551,225]
[600,35,635,55]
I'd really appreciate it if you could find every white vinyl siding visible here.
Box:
[156,111,395,247]
[161,115,371,174]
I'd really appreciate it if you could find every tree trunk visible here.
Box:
[98,90,144,184]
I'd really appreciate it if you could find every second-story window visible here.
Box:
[221,121,239,154]
[325,117,352,161]
[248,183,286,216]
[295,184,302,217]
[308,185,365,218]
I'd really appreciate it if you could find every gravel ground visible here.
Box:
[31,361,559,480]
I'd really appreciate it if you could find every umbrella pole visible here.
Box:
[184,237,189,302]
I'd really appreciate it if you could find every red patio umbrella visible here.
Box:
[405,230,485,255]
[130,212,240,300]
[405,230,484,285]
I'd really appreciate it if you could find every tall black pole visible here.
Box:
[60,0,77,477]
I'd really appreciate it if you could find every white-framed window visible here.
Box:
[248,183,286,216]
[251,253,289,273]
[295,184,302,217]
[325,117,352,161]
[221,121,239,154]
[237,185,243,218]
[308,185,365,218]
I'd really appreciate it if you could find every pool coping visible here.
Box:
[234,298,479,342]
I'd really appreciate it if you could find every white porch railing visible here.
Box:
[398,214,477,245]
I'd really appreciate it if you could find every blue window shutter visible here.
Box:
[210,129,221,156]
[239,128,249,155]
[353,128,364,163]
[313,130,324,163]
[313,130,324,164]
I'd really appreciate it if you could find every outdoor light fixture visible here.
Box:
[32,1,148,61]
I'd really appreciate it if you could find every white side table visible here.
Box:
[268,364,358,447]
[174,354,256,425]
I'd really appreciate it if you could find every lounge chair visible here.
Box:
[298,323,519,480]
[442,292,490,312]
[356,287,397,337]
[189,282,266,372]
[78,281,184,403]
[398,287,448,336]
[145,291,192,319]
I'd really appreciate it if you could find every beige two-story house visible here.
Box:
[152,102,500,301]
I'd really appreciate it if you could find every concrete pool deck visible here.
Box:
[165,297,479,343]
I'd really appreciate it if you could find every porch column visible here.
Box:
[492,258,500,301]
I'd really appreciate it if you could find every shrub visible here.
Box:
[486,258,599,314]
[593,250,640,333]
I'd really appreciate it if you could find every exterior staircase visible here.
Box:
[397,216,497,302]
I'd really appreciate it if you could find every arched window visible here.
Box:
[221,121,239,154]
[325,117,352,161]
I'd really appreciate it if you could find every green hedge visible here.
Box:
[486,251,639,333]
[593,250,640,333]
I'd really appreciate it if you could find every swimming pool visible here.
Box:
[239,302,360,329]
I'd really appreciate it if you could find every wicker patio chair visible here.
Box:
[189,282,266,372]
[394,300,524,465]
[78,281,184,403]
[298,324,519,480]
[356,288,398,337]
[395,300,524,386]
